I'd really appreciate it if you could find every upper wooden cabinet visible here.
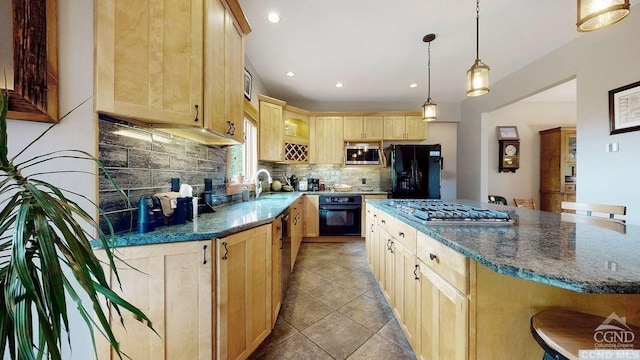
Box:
[312,116,344,164]
[383,115,427,140]
[259,96,285,162]
[95,0,250,145]
[344,116,383,140]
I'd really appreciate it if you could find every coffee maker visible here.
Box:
[308,178,319,191]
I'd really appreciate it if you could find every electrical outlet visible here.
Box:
[606,143,620,152]
[361,178,366,184]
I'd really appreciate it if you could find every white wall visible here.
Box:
[4,0,95,358]
[423,122,457,200]
[488,101,576,206]
[459,6,640,224]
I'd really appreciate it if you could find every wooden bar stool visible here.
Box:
[531,309,640,360]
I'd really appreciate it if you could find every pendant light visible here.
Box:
[422,34,437,122]
[577,0,630,32]
[466,0,490,97]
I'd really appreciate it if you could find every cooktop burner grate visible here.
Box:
[384,199,513,225]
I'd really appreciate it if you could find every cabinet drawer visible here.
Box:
[565,183,576,191]
[417,232,469,294]
[378,211,416,253]
[365,204,376,219]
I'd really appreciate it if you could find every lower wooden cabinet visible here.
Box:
[393,240,419,348]
[303,195,319,238]
[217,224,272,360]
[290,198,304,270]
[417,261,469,360]
[271,217,283,328]
[95,240,213,360]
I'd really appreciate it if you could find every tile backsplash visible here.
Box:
[98,116,235,234]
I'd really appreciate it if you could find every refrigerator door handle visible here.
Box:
[440,157,444,170]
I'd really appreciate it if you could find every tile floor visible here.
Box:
[249,242,417,360]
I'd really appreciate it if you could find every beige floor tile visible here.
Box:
[280,290,333,331]
[334,268,378,294]
[377,318,413,350]
[309,261,352,279]
[301,312,374,360]
[288,268,330,292]
[347,334,417,360]
[338,294,394,332]
[307,281,362,309]
[258,333,333,360]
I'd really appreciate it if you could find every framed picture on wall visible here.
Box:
[244,68,252,101]
[609,80,640,135]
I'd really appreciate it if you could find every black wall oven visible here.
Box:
[319,195,362,236]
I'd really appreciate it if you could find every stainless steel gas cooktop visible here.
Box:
[384,199,513,225]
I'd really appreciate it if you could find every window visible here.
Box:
[243,118,257,182]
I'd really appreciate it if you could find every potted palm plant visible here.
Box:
[0,85,153,358]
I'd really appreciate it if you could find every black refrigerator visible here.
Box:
[390,144,442,199]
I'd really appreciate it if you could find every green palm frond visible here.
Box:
[0,84,154,359]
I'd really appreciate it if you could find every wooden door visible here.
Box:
[95,0,203,126]
[417,262,468,360]
[405,115,427,140]
[393,242,419,348]
[383,116,406,140]
[314,116,344,164]
[344,116,364,140]
[217,225,272,360]
[224,11,245,143]
[259,101,283,161]
[363,116,384,139]
[95,241,213,360]
[303,195,320,237]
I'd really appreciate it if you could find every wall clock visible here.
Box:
[499,140,520,172]
[497,126,520,173]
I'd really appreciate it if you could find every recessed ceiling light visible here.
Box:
[409,83,418,88]
[336,83,344,88]
[267,12,280,23]
[286,71,295,77]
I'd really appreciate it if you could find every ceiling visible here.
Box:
[239,1,637,110]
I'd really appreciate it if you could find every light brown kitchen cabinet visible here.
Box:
[217,224,271,360]
[95,240,213,360]
[303,195,319,238]
[259,97,285,161]
[95,0,250,145]
[344,116,383,140]
[365,203,377,268]
[361,195,387,236]
[393,239,419,348]
[290,198,304,270]
[95,0,204,126]
[383,115,427,140]
[312,116,344,164]
[271,217,283,328]
[539,127,577,212]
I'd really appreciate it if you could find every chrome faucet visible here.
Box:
[255,169,273,198]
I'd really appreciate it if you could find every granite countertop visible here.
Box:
[367,199,640,294]
[102,192,304,248]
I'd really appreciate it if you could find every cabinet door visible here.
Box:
[224,12,245,143]
[365,207,376,267]
[383,116,406,140]
[259,101,284,161]
[363,116,384,140]
[562,131,577,164]
[405,115,427,140]
[95,241,212,360]
[344,116,364,140]
[271,220,282,328]
[417,262,468,360]
[378,228,395,306]
[218,225,272,360]
[303,195,319,237]
[291,209,304,270]
[95,0,203,126]
[393,242,419,349]
[314,116,344,164]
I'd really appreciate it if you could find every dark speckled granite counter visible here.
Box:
[368,199,640,294]
[103,192,304,248]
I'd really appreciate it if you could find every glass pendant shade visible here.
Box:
[422,99,437,122]
[466,59,490,97]
[577,0,630,32]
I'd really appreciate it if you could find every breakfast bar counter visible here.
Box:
[368,199,640,294]
[365,199,640,360]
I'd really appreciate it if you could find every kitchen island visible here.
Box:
[365,199,640,360]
